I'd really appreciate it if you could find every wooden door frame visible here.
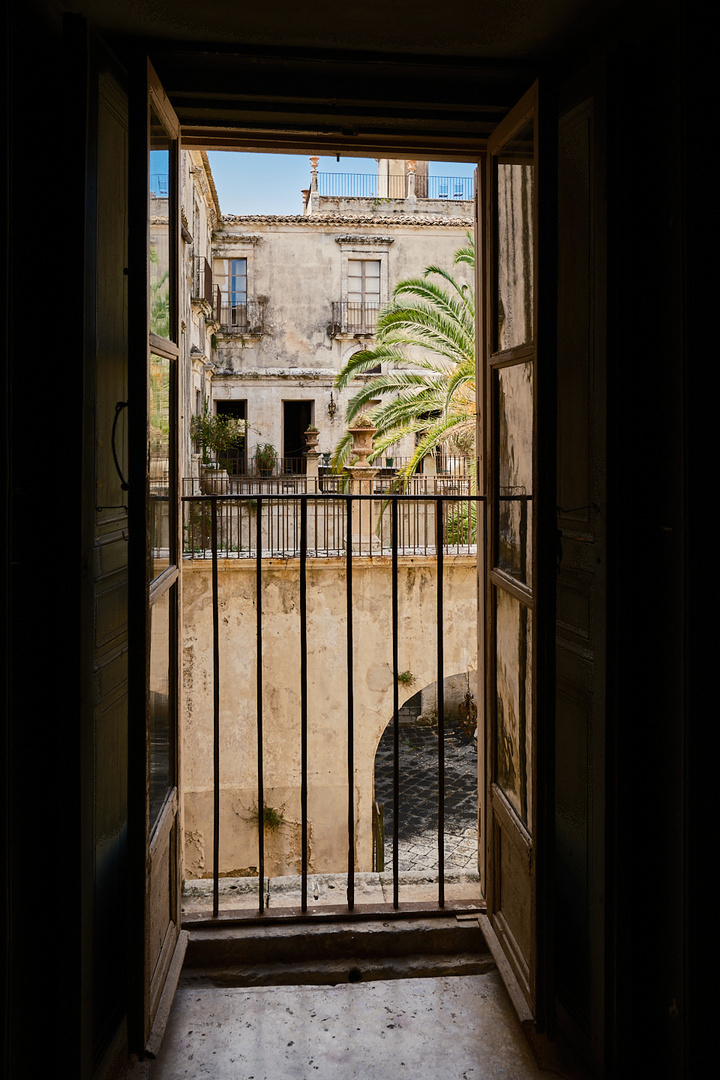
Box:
[480,79,557,1033]
[127,55,186,1055]
[126,57,556,1052]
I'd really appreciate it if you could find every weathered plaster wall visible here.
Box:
[182,555,477,878]
[180,149,220,479]
[211,214,473,463]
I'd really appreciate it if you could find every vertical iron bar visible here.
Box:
[300,496,308,912]
[211,497,220,919]
[436,497,445,907]
[346,495,355,909]
[392,497,400,908]
[256,496,265,912]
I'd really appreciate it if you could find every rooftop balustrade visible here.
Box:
[316,172,473,200]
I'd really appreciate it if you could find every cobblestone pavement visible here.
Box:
[374,719,479,873]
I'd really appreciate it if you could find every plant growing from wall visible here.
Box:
[398,670,416,686]
[247,802,285,832]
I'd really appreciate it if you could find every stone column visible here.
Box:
[305,451,320,487]
[346,466,380,553]
[304,427,320,490]
[422,450,437,476]
[345,421,380,553]
[309,155,320,213]
[406,160,417,211]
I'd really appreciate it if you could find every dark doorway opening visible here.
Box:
[216,399,247,474]
[283,400,313,474]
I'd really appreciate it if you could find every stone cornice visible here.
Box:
[200,150,221,220]
[218,213,472,229]
[213,368,338,381]
[335,235,394,245]
[213,232,263,244]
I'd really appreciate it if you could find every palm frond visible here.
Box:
[331,238,476,475]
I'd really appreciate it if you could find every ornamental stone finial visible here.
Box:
[310,156,319,171]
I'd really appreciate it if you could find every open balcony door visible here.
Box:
[477,81,555,1031]
[128,58,187,1056]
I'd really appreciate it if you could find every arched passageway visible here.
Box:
[373,673,479,874]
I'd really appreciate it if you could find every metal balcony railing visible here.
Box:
[317,172,404,197]
[179,488,483,921]
[316,173,472,200]
[427,175,473,199]
[192,256,213,307]
[331,301,381,336]
[218,297,265,334]
[182,483,478,559]
[150,172,169,196]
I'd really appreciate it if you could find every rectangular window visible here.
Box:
[231,258,247,326]
[347,259,380,332]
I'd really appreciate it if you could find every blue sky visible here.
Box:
[207,152,477,216]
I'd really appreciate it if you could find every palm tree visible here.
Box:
[332,236,475,481]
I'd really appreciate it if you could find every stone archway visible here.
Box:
[372,672,479,875]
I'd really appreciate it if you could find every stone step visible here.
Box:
[185,915,490,970]
[182,951,497,989]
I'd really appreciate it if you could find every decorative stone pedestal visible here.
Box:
[345,464,380,553]
[305,449,320,488]
[345,420,381,552]
[304,427,321,489]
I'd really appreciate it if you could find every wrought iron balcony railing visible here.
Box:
[182,483,478,559]
[150,172,168,196]
[316,173,472,200]
[331,301,380,336]
[178,488,483,920]
[218,297,265,335]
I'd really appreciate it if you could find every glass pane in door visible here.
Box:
[149,584,174,829]
[494,586,532,827]
[494,118,535,352]
[149,111,171,338]
[495,361,533,584]
[149,352,172,579]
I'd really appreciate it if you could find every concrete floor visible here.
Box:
[149,971,557,1080]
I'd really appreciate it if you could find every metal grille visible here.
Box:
[331,301,381,335]
[181,490,483,923]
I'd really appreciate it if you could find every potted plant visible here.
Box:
[191,399,247,466]
[254,442,278,477]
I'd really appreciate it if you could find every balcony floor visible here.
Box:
[147,970,557,1080]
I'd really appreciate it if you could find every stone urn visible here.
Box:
[347,420,377,465]
[304,426,320,451]
[200,462,230,495]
